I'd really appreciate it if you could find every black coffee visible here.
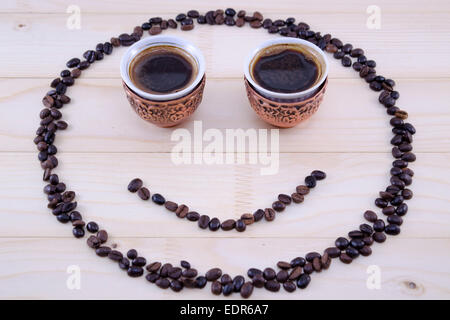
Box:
[130,45,195,94]
[252,46,320,93]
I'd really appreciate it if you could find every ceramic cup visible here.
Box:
[244,38,329,128]
[120,35,206,127]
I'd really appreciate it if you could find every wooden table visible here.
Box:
[0,0,449,299]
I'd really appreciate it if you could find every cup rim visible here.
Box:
[120,35,205,101]
[243,38,329,100]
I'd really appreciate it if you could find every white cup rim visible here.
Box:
[244,38,329,100]
[120,35,205,101]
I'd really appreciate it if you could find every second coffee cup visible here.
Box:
[244,38,329,128]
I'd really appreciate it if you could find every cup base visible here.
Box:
[244,77,327,128]
[123,76,206,128]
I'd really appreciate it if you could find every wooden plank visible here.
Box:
[0,237,448,299]
[1,12,449,78]
[1,78,448,153]
[0,152,448,239]
[3,0,450,14]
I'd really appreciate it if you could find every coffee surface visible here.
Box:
[252,49,319,93]
[130,46,194,94]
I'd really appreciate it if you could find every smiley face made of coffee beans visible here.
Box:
[38,8,414,298]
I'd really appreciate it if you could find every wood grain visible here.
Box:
[1,78,449,153]
[0,0,449,300]
[0,237,448,299]
[0,152,448,239]
[1,12,449,79]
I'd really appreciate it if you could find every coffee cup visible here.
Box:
[244,38,328,128]
[120,35,206,127]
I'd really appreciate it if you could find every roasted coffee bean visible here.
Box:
[391,195,404,206]
[250,20,262,28]
[237,10,246,18]
[283,281,296,292]
[396,203,408,216]
[132,256,146,267]
[375,198,388,208]
[312,257,322,272]
[71,68,81,78]
[290,257,306,268]
[156,278,170,289]
[240,282,254,298]
[263,267,276,280]
[182,268,198,278]
[360,223,373,235]
[146,261,162,273]
[359,246,372,256]
[224,16,235,26]
[195,276,207,288]
[221,219,235,231]
[209,217,221,231]
[339,253,353,264]
[205,268,222,281]
[95,246,111,257]
[263,18,273,28]
[187,10,199,18]
[305,252,321,262]
[222,283,234,296]
[66,58,80,68]
[373,219,385,232]
[265,280,280,292]
[385,224,401,235]
[252,274,265,288]
[402,189,413,200]
[151,193,165,205]
[325,44,339,53]
[97,230,108,243]
[342,56,352,67]
[108,250,123,261]
[198,215,210,229]
[240,213,254,225]
[325,247,341,258]
[236,17,245,27]
[235,219,246,232]
[220,274,232,285]
[278,194,292,205]
[118,257,130,270]
[277,261,291,270]
[373,232,386,243]
[321,252,331,269]
[168,267,182,279]
[127,178,142,193]
[175,204,189,218]
[333,50,345,59]
[72,220,85,228]
[253,209,265,222]
[233,275,245,292]
[272,201,285,212]
[387,215,403,226]
[348,230,364,239]
[303,263,314,274]
[145,273,159,283]
[304,175,317,188]
[291,193,304,203]
[350,238,365,250]
[86,221,99,233]
[211,281,222,295]
[118,33,136,46]
[363,236,374,246]
[331,38,343,48]
[55,182,66,193]
[170,280,184,292]
[149,26,162,35]
[87,235,100,248]
[288,266,303,280]
[335,237,349,250]
[311,170,326,180]
[186,211,200,221]
[127,266,144,278]
[380,191,394,201]
[137,187,150,200]
[296,185,310,195]
[297,274,311,289]
[247,268,263,278]
[78,61,90,70]
[56,213,70,223]
[382,206,396,216]
[164,201,178,212]
[69,211,81,222]
[264,208,276,221]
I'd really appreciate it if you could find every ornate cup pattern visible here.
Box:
[123,76,206,127]
[245,78,327,128]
